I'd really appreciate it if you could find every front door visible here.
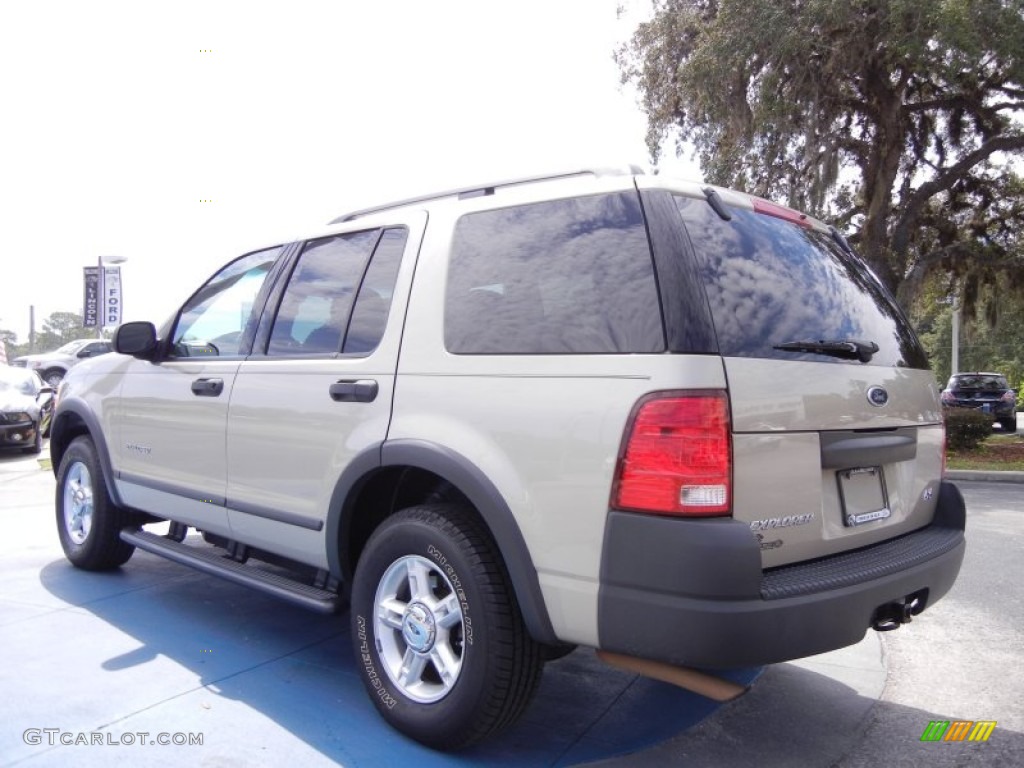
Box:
[114,246,285,533]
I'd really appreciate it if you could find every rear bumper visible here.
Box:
[947,401,1014,419]
[597,482,966,668]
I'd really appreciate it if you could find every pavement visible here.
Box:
[0,438,1015,766]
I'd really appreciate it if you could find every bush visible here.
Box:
[944,407,993,451]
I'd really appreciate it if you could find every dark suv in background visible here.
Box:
[941,372,1018,433]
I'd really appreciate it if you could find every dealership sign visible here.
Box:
[83,266,122,328]
[83,267,101,328]
[103,266,122,327]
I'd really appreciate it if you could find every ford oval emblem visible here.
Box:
[867,386,889,407]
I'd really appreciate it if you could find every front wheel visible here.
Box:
[55,436,136,570]
[999,418,1017,433]
[42,368,65,388]
[350,503,543,750]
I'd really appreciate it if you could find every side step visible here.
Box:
[120,529,344,614]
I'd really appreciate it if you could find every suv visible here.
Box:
[12,338,112,387]
[941,372,1017,433]
[50,168,965,750]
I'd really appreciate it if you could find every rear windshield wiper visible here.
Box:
[772,339,879,363]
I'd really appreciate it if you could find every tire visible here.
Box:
[1000,418,1017,433]
[55,436,136,570]
[350,503,543,750]
[42,368,65,388]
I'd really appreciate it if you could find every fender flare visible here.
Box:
[50,399,124,507]
[326,438,557,645]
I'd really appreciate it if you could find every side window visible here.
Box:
[445,192,664,354]
[343,228,407,354]
[172,247,282,358]
[267,230,379,355]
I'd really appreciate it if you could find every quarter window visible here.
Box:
[445,192,664,354]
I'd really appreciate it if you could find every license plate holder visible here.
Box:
[837,466,891,527]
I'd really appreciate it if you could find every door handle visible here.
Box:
[329,379,378,403]
[191,378,224,397]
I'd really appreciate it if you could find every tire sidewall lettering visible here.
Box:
[355,614,397,709]
[426,543,473,647]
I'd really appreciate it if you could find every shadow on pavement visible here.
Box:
[590,658,1024,767]
[6,547,759,766]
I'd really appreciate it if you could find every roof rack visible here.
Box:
[329,165,645,224]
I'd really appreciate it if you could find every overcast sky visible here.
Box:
[0,0,701,343]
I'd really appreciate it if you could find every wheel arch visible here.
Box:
[326,439,557,645]
[41,366,67,381]
[49,400,124,507]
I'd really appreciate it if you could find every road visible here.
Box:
[605,478,1024,767]
[1,446,1022,766]
[836,480,1024,767]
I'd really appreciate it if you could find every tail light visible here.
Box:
[612,392,732,517]
[940,391,955,405]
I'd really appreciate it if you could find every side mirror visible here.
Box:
[114,321,159,359]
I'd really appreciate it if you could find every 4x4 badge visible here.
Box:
[867,386,889,407]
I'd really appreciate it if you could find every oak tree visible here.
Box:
[617,0,1024,309]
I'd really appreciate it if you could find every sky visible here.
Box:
[0,0,702,345]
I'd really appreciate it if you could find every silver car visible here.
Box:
[12,338,112,387]
[49,167,965,750]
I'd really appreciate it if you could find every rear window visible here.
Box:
[948,374,1009,390]
[675,196,929,369]
[445,192,664,354]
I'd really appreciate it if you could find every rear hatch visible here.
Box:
[672,191,943,567]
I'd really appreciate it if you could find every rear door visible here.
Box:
[224,216,424,566]
[670,191,942,567]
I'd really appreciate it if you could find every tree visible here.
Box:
[616,0,1024,310]
[36,312,89,352]
[0,329,24,360]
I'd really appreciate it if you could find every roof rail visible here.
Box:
[329,165,645,224]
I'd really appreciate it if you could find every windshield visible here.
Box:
[55,339,90,354]
[949,375,1008,390]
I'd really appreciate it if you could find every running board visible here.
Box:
[120,529,343,614]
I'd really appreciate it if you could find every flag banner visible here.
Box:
[83,267,101,328]
[103,266,122,327]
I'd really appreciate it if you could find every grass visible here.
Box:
[946,429,1024,471]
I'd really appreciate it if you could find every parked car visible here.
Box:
[49,167,966,750]
[0,366,54,454]
[12,338,112,387]
[941,372,1017,433]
